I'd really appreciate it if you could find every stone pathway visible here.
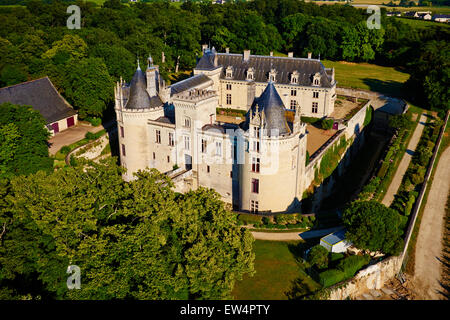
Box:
[411,146,450,300]
[382,114,428,206]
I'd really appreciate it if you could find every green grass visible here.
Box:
[322,60,410,97]
[232,240,321,300]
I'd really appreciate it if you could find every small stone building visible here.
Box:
[0,77,78,136]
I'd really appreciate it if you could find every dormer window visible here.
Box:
[226,66,233,79]
[268,68,277,82]
[247,67,254,81]
[312,72,321,86]
[291,71,299,84]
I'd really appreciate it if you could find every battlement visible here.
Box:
[173,88,217,102]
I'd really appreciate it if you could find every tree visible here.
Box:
[342,201,404,255]
[308,245,329,269]
[0,103,53,179]
[42,34,88,61]
[0,159,254,299]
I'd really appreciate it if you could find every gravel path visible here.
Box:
[412,146,450,300]
[250,226,344,241]
[382,114,428,206]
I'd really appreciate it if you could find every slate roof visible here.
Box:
[169,74,213,96]
[196,52,333,88]
[126,67,163,109]
[247,82,291,136]
[0,77,76,124]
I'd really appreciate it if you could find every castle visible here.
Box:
[115,48,368,214]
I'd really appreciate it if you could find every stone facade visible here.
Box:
[115,51,366,213]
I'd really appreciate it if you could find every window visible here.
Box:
[252,157,260,173]
[313,91,319,98]
[251,178,259,194]
[153,152,155,160]
[202,139,207,153]
[156,130,161,144]
[121,144,126,156]
[291,89,297,96]
[247,68,254,81]
[215,141,222,156]
[290,100,297,110]
[120,126,124,138]
[226,94,231,105]
[184,118,191,128]
[233,139,237,160]
[184,136,190,150]
[253,127,260,138]
[314,79,319,85]
[169,132,174,146]
[207,165,210,173]
[250,200,259,213]
[226,66,233,78]
[167,156,170,163]
[312,102,318,113]
[226,84,232,90]
[253,141,260,153]
[230,171,233,178]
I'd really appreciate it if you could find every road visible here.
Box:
[382,114,427,206]
[411,146,450,300]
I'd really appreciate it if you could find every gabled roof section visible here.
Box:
[169,74,213,96]
[214,53,333,88]
[195,49,218,70]
[0,77,76,124]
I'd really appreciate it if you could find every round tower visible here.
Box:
[239,82,307,213]
[115,58,165,181]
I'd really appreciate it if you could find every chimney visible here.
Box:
[308,52,312,59]
[225,47,229,53]
[243,50,250,61]
[214,53,218,67]
[288,52,293,58]
[270,51,273,56]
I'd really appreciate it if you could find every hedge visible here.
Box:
[237,213,262,225]
[318,269,346,287]
[337,255,370,279]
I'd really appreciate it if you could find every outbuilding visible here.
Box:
[0,77,77,136]
[320,229,352,253]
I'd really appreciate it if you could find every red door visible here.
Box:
[52,122,59,133]
[67,116,74,127]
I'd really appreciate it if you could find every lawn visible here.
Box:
[232,240,321,300]
[322,60,410,97]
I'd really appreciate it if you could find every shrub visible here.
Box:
[237,213,262,225]
[60,145,71,155]
[262,216,270,225]
[330,252,345,263]
[85,132,96,140]
[337,255,370,279]
[308,245,329,269]
[86,117,102,126]
[318,269,346,287]
[320,119,334,130]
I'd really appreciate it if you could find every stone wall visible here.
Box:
[328,256,403,300]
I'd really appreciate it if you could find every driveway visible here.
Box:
[411,146,450,299]
[48,120,115,155]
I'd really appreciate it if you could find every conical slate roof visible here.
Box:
[126,67,152,109]
[248,82,291,136]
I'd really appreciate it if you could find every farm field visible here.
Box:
[232,240,321,300]
[321,60,410,97]
[395,17,450,28]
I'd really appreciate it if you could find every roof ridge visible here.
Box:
[0,76,49,91]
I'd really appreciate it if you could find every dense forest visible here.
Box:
[0,0,448,118]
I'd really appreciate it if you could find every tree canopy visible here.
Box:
[342,201,405,255]
[0,158,255,299]
[0,102,53,179]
